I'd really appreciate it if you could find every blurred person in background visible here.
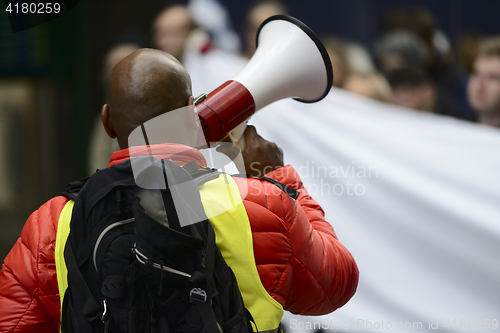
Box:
[373,29,430,76]
[322,35,385,101]
[88,39,142,173]
[386,66,436,112]
[188,0,241,53]
[374,29,471,120]
[383,7,458,90]
[152,4,246,96]
[242,0,288,59]
[386,66,465,119]
[467,36,500,128]
[344,72,392,102]
[322,36,351,88]
[343,41,376,75]
[152,4,197,62]
[379,7,474,120]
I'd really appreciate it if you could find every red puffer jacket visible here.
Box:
[0,196,68,332]
[0,144,358,332]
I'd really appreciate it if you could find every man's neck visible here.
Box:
[478,110,500,128]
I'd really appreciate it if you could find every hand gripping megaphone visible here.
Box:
[194,15,333,148]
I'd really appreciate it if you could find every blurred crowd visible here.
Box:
[86,0,500,170]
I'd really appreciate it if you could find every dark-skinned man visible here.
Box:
[0,48,358,332]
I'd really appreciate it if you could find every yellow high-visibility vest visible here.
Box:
[55,173,283,332]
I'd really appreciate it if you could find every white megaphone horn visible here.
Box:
[194,15,333,148]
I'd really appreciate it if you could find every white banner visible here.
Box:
[250,88,500,332]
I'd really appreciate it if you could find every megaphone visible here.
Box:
[195,15,333,147]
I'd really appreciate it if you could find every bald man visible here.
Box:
[0,48,358,332]
[103,49,194,148]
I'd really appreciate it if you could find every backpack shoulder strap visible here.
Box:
[59,172,111,326]
[64,233,106,322]
[231,173,300,200]
[57,196,109,325]
[61,176,90,201]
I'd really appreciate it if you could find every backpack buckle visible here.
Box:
[189,287,207,303]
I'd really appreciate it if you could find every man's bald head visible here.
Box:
[102,48,193,148]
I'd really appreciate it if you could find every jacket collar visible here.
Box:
[108,143,207,168]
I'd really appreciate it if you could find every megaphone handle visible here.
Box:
[227,120,249,150]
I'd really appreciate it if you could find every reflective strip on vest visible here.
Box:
[54,174,283,332]
[199,173,283,332]
[55,199,74,325]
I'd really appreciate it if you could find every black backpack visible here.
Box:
[60,157,256,333]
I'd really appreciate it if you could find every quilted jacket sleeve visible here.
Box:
[242,165,358,316]
[0,196,68,333]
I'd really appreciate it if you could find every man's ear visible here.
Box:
[101,104,117,139]
[187,95,194,106]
